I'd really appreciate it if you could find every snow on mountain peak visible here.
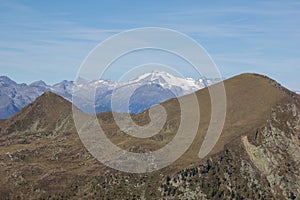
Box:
[128,71,204,90]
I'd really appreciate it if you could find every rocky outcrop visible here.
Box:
[161,103,300,199]
[243,103,300,199]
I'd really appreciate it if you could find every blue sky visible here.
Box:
[0,0,299,90]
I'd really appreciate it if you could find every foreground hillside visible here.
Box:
[0,73,299,199]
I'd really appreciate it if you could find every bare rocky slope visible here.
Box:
[0,73,299,199]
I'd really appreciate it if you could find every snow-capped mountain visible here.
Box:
[0,72,221,119]
[127,71,207,96]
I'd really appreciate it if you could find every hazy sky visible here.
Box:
[0,0,299,90]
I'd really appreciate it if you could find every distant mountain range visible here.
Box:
[0,71,221,119]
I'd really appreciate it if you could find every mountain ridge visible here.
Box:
[0,71,221,119]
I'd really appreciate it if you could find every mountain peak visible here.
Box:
[149,70,170,76]
[232,73,299,100]
[233,73,282,82]
[134,71,206,84]
[75,76,90,85]
[30,80,48,87]
[41,91,60,97]
[132,71,174,82]
[0,76,17,86]
[35,91,71,106]
[1,91,76,134]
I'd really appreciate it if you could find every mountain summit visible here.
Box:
[1,92,77,135]
[128,71,209,94]
[29,80,48,88]
[0,76,17,87]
